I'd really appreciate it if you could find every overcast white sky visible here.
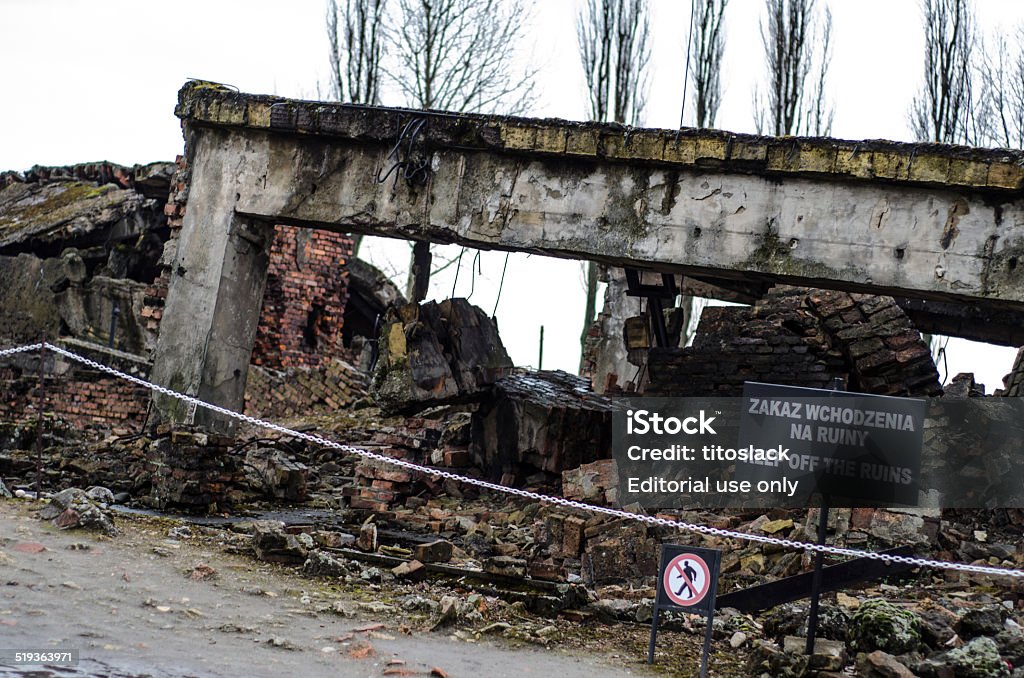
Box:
[1,0,1022,389]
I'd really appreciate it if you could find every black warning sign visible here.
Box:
[655,544,719,614]
[737,381,926,507]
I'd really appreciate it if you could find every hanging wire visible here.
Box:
[679,0,697,129]
[466,250,483,300]
[450,247,466,298]
[375,118,430,187]
[492,252,511,317]
[936,336,951,385]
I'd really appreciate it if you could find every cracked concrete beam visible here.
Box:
[149,82,1024,425]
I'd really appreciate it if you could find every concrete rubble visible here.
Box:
[5,359,1024,676]
[5,277,1024,672]
[371,298,513,413]
[36,486,117,535]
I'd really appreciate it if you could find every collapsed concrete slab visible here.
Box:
[471,370,618,483]
[371,298,512,413]
[0,162,173,351]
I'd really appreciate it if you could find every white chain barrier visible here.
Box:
[5,341,1024,580]
[0,343,43,359]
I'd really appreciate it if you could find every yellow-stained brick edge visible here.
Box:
[872,150,912,181]
[565,128,600,156]
[174,81,1024,194]
[835,147,874,179]
[908,153,951,184]
[988,162,1024,190]
[662,137,697,164]
[500,124,538,152]
[533,127,567,155]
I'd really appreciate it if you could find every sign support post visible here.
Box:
[805,376,843,654]
[699,597,715,677]
[648,544,720,677]
[646,607,660,664]
[805,493,829,655]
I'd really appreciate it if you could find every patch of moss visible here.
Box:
[848,598,922,654]
[945,637,1011,678]
[743,222,845,281]
[0,181,115,232]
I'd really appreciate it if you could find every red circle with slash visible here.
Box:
[662,553,712,607]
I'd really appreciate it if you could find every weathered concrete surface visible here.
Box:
[371,298,513,413]
[152,81,1024,422]
[175,81,1024,307]
[583,268,635,392]
[148,127,275,432]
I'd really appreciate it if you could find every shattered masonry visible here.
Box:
[0,161,376,433]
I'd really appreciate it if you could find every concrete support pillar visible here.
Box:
[589,269,638,391]
[149,130,274,433]
[407,241,432,303]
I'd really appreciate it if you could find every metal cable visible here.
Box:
[4,340,1024,580]
[492,252,511,317]
[680,0,697,129]
[450,247,466,298]
[375,118,430,187]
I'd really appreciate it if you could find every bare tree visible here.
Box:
[753,0,833,136]
[577,0,649,351]
[909,0,975,144]
[327,0,385,105]
[975,26,1024,149]
[673,0,731,349]
[690,0,728,128]
[807,7,833,136]
[326,0,386,256]
[577,0,651,126]
[382,0,537,302]
[576,0,650,356]
[386,0,536,114]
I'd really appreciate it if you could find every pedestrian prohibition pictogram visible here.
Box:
[663,553,711,607]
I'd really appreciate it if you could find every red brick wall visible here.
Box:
[141,155,188,336]
[251,225,353,369]
[48,373,149,428]
[244,357,368,420]
[0,366,149,433]
[645,287,942,398]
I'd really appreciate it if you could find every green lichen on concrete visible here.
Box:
[369,318,410,396]
[742,223,845,281]
[745,227,791,266]
[185,80,235,93]
[848,598,923,654]
[588,166,654,246]
[157,370,196,423]
[944,637,1011,678]
[0,182,115,234]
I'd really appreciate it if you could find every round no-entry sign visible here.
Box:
[662,553,712,607]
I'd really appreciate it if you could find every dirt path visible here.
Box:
[0,500,662,678]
